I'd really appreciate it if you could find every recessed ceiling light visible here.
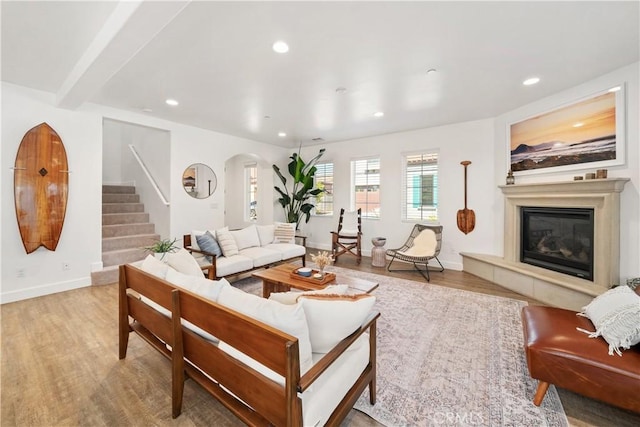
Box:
[374,111,384,118]
[165,99,179,106]
[523,77,540,86]
[573,122,584,128]
[272,41,289,53]
[335,87,347,94]
[608,86,621,93]
[426,68,437,74]
[278,132,287,137]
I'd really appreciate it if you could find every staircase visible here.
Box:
[91,185,160,285]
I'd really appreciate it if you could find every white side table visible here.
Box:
[371,237,387,267]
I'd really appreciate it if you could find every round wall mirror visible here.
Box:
[182,163,217,199]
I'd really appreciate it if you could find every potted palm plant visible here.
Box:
[144,237,178,261]
[273,147,326,229]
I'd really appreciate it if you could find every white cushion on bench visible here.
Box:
[239,246,282,267]
[218,286,314,373]
[264,243,305,259]
[215,254,254,277]
[219,334,369,427]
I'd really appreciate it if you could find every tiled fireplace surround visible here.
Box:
[462,178,629,311]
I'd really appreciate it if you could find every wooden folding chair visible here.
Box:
[331,208,362,263]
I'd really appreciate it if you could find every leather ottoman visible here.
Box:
[521,304,640,413]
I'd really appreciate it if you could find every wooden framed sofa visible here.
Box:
[119,261,380,426]
[184,223,305,280]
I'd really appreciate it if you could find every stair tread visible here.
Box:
[103,233,159,240]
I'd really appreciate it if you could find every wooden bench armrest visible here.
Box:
[298,310,380,392]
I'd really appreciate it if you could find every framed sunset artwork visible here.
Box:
[509,85,625,175]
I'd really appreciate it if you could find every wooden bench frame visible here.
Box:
[183,234,306,280]
[119,264,379,425]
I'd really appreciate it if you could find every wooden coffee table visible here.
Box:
[253,263,378,298]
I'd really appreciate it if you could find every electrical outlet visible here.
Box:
[62,262,70,271]
[16,268,25,278]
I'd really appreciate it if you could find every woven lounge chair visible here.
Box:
[386,224,444,281]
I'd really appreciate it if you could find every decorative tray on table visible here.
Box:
[290,268,336,285]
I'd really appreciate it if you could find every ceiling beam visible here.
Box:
[56,0,190,109]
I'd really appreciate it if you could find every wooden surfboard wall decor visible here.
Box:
[14,123,69,254]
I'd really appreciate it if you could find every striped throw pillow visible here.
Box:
[215,227,239,257]
[273,222,295,244]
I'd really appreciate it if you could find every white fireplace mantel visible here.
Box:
[462,178,629,310]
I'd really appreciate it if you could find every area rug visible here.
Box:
[234,265,569,427]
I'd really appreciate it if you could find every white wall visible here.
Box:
[493,62,640,281]
[300,118,497,271]
[1,83,103,302]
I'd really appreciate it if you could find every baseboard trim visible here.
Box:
[1,277,90,304]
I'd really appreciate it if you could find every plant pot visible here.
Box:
[154,252,169,263]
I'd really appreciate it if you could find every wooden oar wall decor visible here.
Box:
[14,123,69,253]
[456,160,476,234]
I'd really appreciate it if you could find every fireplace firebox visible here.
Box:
[520,207,594,280]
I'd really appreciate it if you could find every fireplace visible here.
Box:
[520,207,594,280]
[461,178,629,311]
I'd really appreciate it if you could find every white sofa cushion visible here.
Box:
[216,227,239,257]
[304,335,369,426]
[264,243,306,260]
[231,225,261,250]
[218,334,369,427]
[218,286,313,373]
[299,294,376,353]
[214,254,254,277]
[239,246,281,267]
[256,224,275,246]
[167,248,206,277]
[274,222,295,244]
[165,268,230,302]
[140,254,170,279]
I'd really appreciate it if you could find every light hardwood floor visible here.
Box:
[1,251,638,426]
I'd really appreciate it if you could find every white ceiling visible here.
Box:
[2,1,639,148]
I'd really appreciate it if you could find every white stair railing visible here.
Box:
[128,144,170,206]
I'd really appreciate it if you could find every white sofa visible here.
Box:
[184,223,306,279]
[119,258,379,426]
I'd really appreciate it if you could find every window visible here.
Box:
[244,163,258,221]
[313,162,334,216]
[351,157,380,219]
[403,152,438,221]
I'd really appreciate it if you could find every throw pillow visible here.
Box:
[230,224,261,250]
[167,248,205,277]
[216,226,239,257]
[256,224,275,246]
[268,284,349,305]
[195,231,222,261]
[578,285,640,355]
[299,294,376,353]
[140,254,170,279]
[218,286,313,373]
[274,222,295,244]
